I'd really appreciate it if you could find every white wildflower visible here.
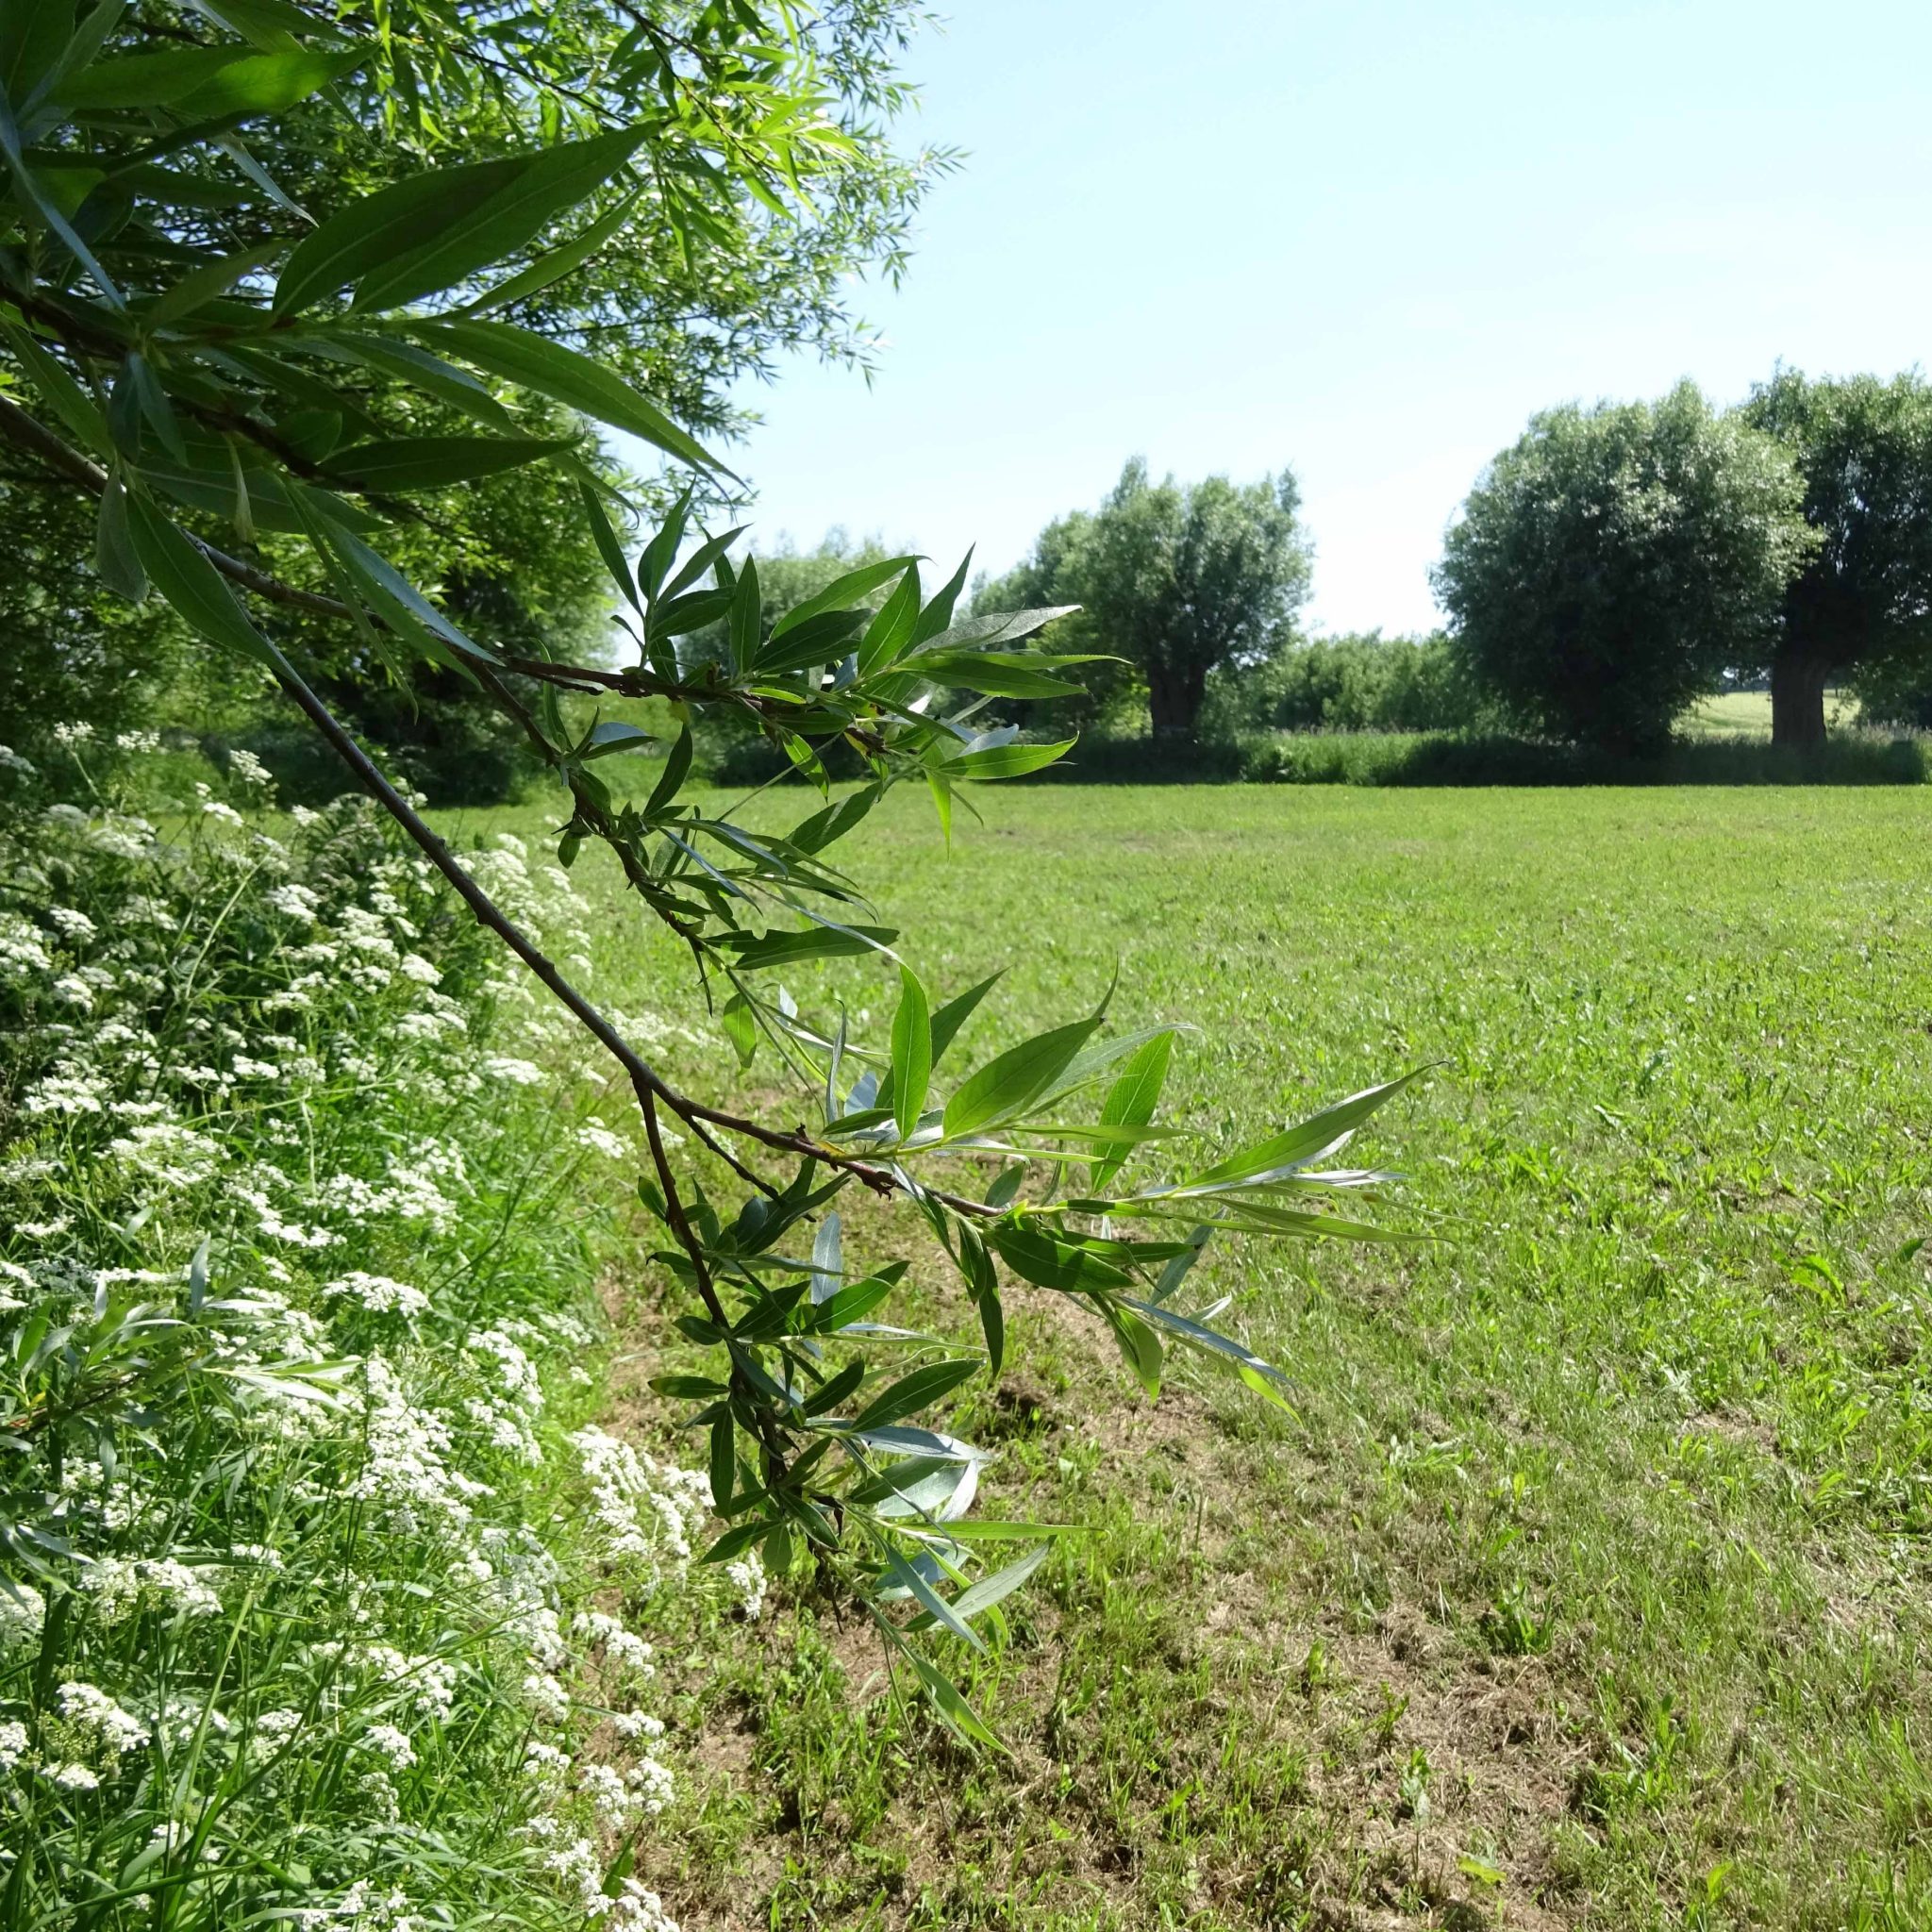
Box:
[484,1055,545,1087]
[726,1553,768,1622]
[53,721,95,746]
[398,952,441,984]
[50,1761,100,1791]
[0,1585,44,1649]
[56,1681,148,1754]
[266,882,322,920]
[46,906,96,938]
[83,1557,222,1624]
[201,800,245,826]
[323,1272,429,1317]
[577,1119,631,1160]
[358,1724,417,1771]
[51,974,94,1011]
[115,730,162,755]
[0,1720,28,1772]
[226,748,274,788]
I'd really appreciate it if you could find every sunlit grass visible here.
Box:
[476,779,1932,1931]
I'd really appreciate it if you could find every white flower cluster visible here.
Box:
[571,1426,711,1569]
[0,762,722,1925]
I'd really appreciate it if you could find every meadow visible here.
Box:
[485,779,1932,1932]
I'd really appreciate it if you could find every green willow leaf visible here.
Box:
[890,967,931,1142]
[123,494,273,667]
[277,129,644,316]
[768,555,917,641]
[943,1014,1102,1140]
[1178,1070,1425,1191]
[911,649,1100,698]
[942,738,1075,782]
[723,924,896,972]
[455,187,639,317]
[1090,1029,1174,1192]
[412,318,724,475]
[846,1357,978,1432]
[318,434,571,492]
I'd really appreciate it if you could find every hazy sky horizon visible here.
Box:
[642,0,1932,634]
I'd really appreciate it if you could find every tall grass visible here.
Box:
[0,730,747,1929]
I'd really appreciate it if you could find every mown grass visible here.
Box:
[472,781,1932,1932]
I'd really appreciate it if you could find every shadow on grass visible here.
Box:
[1023,729,1932,788]
[703,727,1931,791]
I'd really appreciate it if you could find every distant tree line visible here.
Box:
[811,364,1932,762]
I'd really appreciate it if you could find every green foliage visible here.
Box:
[1199,629,1496,737]
[1435,382,1815,751]
[1740,368,1932,747]
[0,0,1412,1767]
[978,458,1313,738]
[0,0,946,788]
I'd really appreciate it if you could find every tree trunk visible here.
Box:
[1770,649,1830,749]
[1146,659,1206,738]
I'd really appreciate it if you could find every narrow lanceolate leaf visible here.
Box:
[318,435,570,492]
[911,650,1102,699]
[846,1357,979,1433]
[708,1413,735,1512]
[1176,1070,1425,1192]
[1121,1296,1293,1401]
[808,1211,842,1305]
[1090,1029,1174,1192]
[914,1544,1049,1628]
[720,992,756,1068]
[880,1620,1007,1753]
[727,554,760,671]
[988,1225,1133,1295]
[276,129,645,315]
[858,564,921,674]
[457,188,640,317]
[943,1014,1103,1140]
[413,319,724,475]
[93,478,144,602]
[723,924,896,972]
[123,495,274,667]
[881,1554,985,1653]
[911,607,1081,655]
[1100,1300,1163,1399]
[909,550,973,647]
[941,738,1075,782]
[578,478,639,612]
[144,239,281,327]
[768,556,918,641]
[891,967,931,1143]
[53,44,358,116]
[931,973,1003,1067]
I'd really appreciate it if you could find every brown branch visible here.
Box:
[0,392,998,1229]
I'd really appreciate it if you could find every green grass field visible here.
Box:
[474,782,1932,1931]
[1677,690,1857,739]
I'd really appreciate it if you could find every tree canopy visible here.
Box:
[0,0,946,781]
[982,458,1312,739]
[1434,383,1813,752]
[1740,368,1932,747]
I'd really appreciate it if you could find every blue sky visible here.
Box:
[684,0,1932,633]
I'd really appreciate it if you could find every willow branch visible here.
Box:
[0,394,997,1225]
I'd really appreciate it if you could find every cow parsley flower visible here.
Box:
[323,1272,429,1317]
[358,1724,417,1771]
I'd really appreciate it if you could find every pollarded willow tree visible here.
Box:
[0,0,1417,1740]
